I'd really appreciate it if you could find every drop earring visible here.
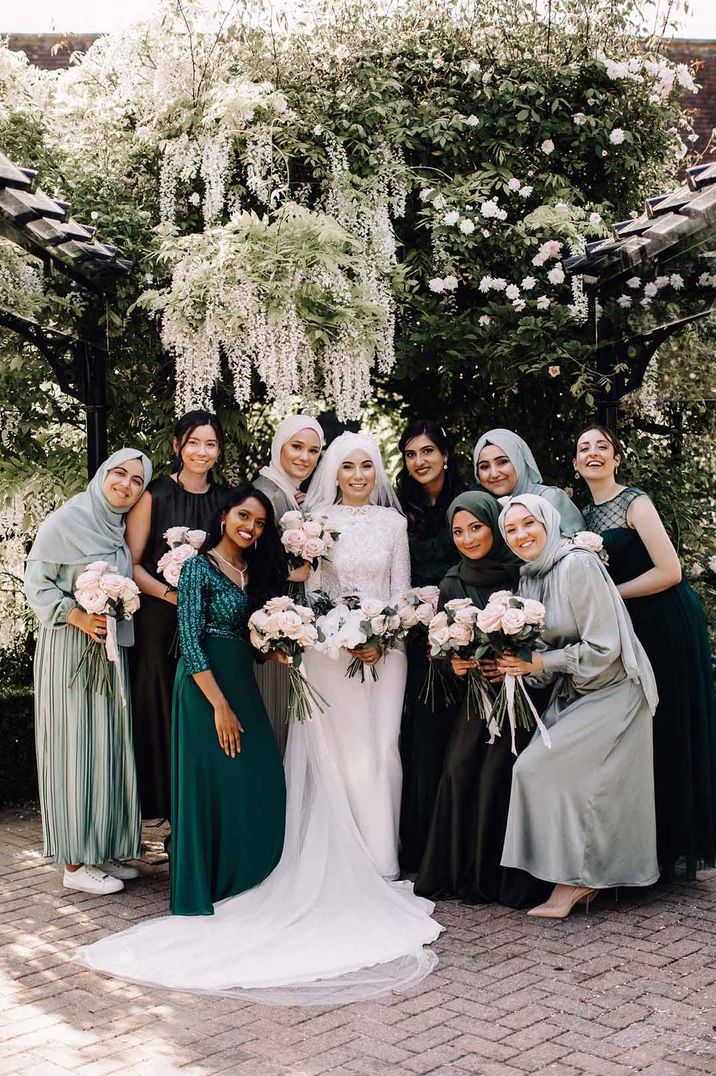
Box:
[574,471,580,480]
[221,521,225,534]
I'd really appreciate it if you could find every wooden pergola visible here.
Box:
[565,162,716,433]
[0,151,133,478]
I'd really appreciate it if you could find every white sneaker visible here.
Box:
[98,859,140,881]
[63,865,124,894]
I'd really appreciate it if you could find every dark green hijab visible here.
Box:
[441,491,520,607]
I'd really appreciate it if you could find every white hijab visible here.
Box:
[258,414,325,505]
[303,432,403,514]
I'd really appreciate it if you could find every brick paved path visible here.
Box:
[1,807,715,1076]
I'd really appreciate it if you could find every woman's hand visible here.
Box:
[497,650,544,677]
[270,651,291,665]
[478,657,503,683]
[288,561,312,583]
[68,609,107,643]
[348,644,382,666]
[451,655,477,678]
[214,701,244,757]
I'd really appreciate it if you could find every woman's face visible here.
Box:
[476,444,518,497]
[174,424,221,476]
[404,434,446,487]
[222,497,267,551]
[103,459,146,509]
[451,510,494,560]
[573,428,620,482]
[337,450,377,505]
[279,428,322,483]
[502,504,548,561]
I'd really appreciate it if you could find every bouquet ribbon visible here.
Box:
[504,674,552,756]
[104,616,126,706]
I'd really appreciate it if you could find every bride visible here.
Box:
[80,432,442,1004]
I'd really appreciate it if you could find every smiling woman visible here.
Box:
[23,448,152,896]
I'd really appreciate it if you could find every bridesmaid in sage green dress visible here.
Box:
[396,420,465,872]
[576,424,716,880]
[171,486,288,916]
[497,494,659,919]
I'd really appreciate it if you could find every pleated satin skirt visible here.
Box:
[33,624,141,865]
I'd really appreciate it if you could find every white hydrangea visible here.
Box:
[535,295,550,310]
[442,210,460,226]
[478,314,491,326]
[521,276,536,290]
[627,276,641,289]
[644,282,658,298]
[617,295,632,308]
[609,128,626,145]
[459,219,475,234]
[669,273,684,289]
[505,284,520,300]
[465,114,480,126]
[428,277,446,293]
[507,178,521,191]
[442,275,458,291]
[519,185,534,198]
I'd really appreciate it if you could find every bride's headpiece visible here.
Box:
[304,432,403,513]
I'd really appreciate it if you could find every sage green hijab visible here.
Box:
[441,491,520,607]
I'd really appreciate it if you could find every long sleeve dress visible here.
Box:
[584,487,716,879]
[502,549,659,889]
[170,555,285,915]
[24,558,141,866]
[399,509,461,872]
[130,476,226,820]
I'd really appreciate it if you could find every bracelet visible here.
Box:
[163,585,174,600]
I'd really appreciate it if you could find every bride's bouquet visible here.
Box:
[157,526,206,587]
[248,596,326,722]
[473,591,551,753]
[70,561,141,703]
[426,598,494,720]
[279,510,340,603]
[315,595,402,682]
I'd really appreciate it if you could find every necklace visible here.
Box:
[210,550,248,588]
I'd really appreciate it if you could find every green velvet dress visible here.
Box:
[399,510,461,872]
[171,555,286,916]
[584,488,716,880]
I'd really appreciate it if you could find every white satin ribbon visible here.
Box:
[105,616,126,706]
[504,674,552,756]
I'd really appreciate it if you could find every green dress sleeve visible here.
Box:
[177,556,211,676]
[24,560,76,629]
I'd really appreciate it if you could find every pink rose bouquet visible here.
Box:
[473,591,551,753]
[248,596,325,722]
[426,598,493,720]
[71,561,141,702]
[278,510,340,604]
[157,526,206,588]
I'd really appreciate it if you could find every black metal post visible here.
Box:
[75,338,108,479]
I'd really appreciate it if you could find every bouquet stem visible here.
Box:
[288,580,309,606]
[69,639,114,697]
[287,664,329,722]
[346,656,379,682]
[492,674,552,755]
[419,660,456,709]
[465,669,494,722]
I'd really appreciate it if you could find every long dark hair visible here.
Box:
[396,420,464,537]
[171,410,225,482]
[200,486,288,612]
[575,424,624,471]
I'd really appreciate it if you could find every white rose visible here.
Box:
[476,604,504,634]
[265,595,294,612]
[428,611,448,632]
[163,527,188,548]
[449,621,473,646]
[487,590,513,608]
[122,593,140,617]
[280,511,303,528]
[249,609,271,632]
[162,561,183,587]
[415,603,435,626]
[444,597,472,611]
[416,586,440,605]
[454,606,478,625]
[100,573,126,600]
[501,608,526,635]
[370,615,387,636]
[400,607,420,629]
[430,625,451,648]
[75,570,101,589]
[521,598,546,626]
[78,587,108,614]
[303,520,323,537]
[303,537,325,560]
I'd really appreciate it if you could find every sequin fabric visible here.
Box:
[583,487,646,533]
[307,504,411,605]
[177,555,249,675]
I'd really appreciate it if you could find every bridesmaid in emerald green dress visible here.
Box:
[171,486,288,916]
[576,425,716,881]
[397,420,465,872]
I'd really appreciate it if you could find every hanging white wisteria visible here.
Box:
[139,205,393,419]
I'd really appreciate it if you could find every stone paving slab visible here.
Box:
[1,807,716,1076]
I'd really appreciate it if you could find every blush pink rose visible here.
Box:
[101,573,127,600]
[75,569,101,589]
[282,529,306,554]
[501,608,526,635]
[521,598,545,625]
[303,537,325,559]
[86,560,110,573]
[265,596,294,612]
[303,520,323,538]
[449,621,473,646]
[78,587,108,614]
[476,604,505,634]
[415,603,435,625]
[186,529,206,549]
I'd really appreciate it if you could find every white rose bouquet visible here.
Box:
[315,594,402,682]
[426,597,493,720]
[70,560,141,703]
[248,595,326,722]
[473,591,551,753]
[572,531,609,564]
[157,526,206,587]
[279,510,340,603]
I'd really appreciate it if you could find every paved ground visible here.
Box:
[1,807,716,1076]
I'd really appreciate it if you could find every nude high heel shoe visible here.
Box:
[527,886,598,919]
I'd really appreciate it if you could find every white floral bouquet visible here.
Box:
[157,526,206,587]
[427,597,493,719]
[572,530,609,564]
[248,595,326,722]
[279,510,340,603]
[315,595,402,682]
[70,560,141,703]
[473,591,551,753]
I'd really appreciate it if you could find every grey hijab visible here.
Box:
[473,428,545,496]
[498,494,658,714]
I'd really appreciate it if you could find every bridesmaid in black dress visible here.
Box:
[127,411,227,821]
[397,420,464,872]
[576,424,716,880]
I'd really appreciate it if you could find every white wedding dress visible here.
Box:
[79,503,442,1004]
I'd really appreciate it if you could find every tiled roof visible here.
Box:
[0,150,132,286]
[4,33,101,70]
[564,162,716,283]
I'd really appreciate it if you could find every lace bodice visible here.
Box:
[583,487,646,534]
[307,504,411,606]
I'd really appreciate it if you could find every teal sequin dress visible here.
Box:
[171,555,286,915]
[584,487,716,879]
